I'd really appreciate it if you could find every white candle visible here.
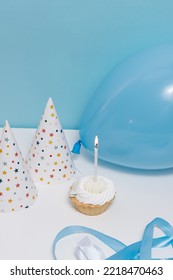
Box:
[94,135,99,181]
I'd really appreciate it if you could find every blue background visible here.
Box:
[0,0,173,128]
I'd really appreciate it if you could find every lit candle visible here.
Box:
[94,135,99,182]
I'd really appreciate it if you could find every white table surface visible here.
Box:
[0,128,172,260]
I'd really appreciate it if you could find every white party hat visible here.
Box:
[0,121,38,212]
[26,97,76,185]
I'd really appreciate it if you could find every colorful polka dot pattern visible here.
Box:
[0,121,38,212]
[26,98,76,185]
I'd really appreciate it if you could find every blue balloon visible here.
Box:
[80,43,173,170]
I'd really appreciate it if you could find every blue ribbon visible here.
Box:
[52,217,173,260]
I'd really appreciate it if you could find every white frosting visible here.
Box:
[69,176,116,205]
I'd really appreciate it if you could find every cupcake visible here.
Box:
[69,176,116,215]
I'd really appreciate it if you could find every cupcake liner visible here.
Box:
[70,196,115,216]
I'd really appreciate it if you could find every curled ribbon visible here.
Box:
[52,217,173,260]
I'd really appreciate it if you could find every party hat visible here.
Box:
[26,98,76,185]
[0,121,38,212]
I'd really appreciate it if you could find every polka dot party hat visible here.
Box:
[0,121,38,212]
[26,97,76,185]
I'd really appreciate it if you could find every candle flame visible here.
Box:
[94,135,99,148]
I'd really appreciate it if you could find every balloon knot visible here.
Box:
[71,140,82,154]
